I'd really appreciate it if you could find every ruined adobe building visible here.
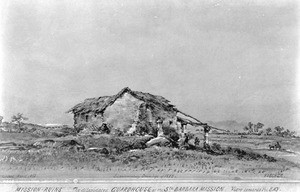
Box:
[67,87,205,136]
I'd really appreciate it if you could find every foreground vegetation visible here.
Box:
[0,114,299,179]
[0,145,296,179]
[0,131,299,180]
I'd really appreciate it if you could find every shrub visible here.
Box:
[113,129,124,137]
[185,132,195,140]
[98,123,111,134]
[225,146,232,153]
[162,126,180,142]
[136,121,154,136]
[60,127,77,136]
[219,147,277,162]
[211,143,222,152]
[74,123,87,133]
[108,137,129,153]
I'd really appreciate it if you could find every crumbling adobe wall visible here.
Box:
[74,113,85,126]
[73,111,105,130]
[73,93,179,135]
[151,107,177,128]
[104,92,144,133]
[74,93,144,133]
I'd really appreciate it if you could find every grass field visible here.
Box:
[204,133,300,165]
[0,131,299,180]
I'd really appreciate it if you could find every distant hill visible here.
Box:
[207,120,246,133]
[0,121,71,132]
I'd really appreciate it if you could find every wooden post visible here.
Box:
[146,104,153,123]
[203,124,211,149]
[180,122,187,138]
[156,118,163,137]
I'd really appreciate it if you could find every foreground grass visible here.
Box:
[0,132,300,179]
[0,146,298,180]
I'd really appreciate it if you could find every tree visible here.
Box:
[258,130,263,135]
[243,126,250,133]
[282,129,296,137]
[282,129,290,137]
[243,122,254,134]
[251,122,264,133]
[274,126,284,137]
[266,127,272,135]
[11,113,28,132]
[290,131,296,137]
[248,122,253,131]
[256,122,264,131]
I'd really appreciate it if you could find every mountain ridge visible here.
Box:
[207,120,247,132]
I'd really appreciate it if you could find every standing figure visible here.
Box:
[203,124,211,149]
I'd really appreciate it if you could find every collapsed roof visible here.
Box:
[67,87,212,127]
[67,87,229,131]
[67,87,177,114]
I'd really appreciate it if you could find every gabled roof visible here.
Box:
[67,87,177,114]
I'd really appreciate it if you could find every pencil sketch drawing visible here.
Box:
[0,0,299,180]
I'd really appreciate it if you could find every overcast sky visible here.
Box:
[1,0,299,131]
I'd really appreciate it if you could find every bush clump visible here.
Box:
[210,143,222,154]
[162,126,180,142]
[204,143,277,162]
